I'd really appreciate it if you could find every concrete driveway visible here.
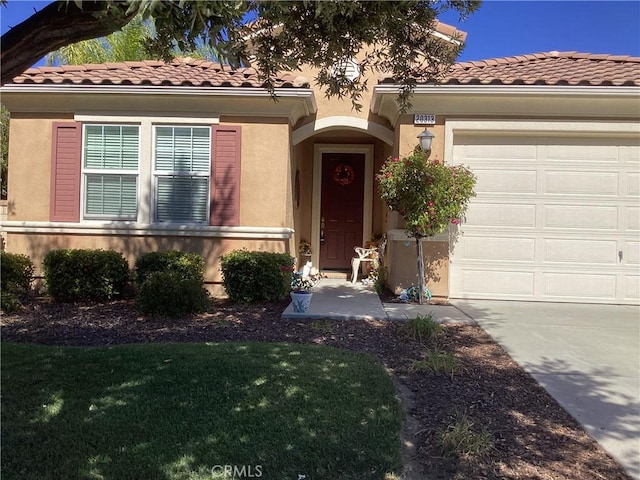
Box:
[452,300,640,480]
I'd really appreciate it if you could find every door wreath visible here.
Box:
[332,163,355,186]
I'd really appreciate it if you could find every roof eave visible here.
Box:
[1,84,318,124]
[372,84,640,125]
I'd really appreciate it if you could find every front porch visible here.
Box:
[281,278,473,322]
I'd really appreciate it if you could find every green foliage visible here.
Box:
[370,264,388,295]
[6,1,481,108]
[0,292,21,314]
[377,150,476,239]
[220,250,294,303]
[46,14,154,66]
[1,251,34,293]
[438,412,493,458]
[404,313,444,342]
[134,251,208,316]
[135,250,205,287]
[290,272,315,292]
[31,1,479,109]
[46,14,218,67]
[310,319,336,333]
[1,251,34,312]
[409,351,461,378]
[137,270,209,316]
[42,249,129,302]
[0,104,8,199]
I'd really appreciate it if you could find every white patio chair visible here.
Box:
[351,246,378,284]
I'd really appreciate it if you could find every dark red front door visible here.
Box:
[320,153,365,270]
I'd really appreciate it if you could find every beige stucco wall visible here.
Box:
[385,236,449,298]
[7,113,74,221]
[221,116,293,229]
[7,114,294,227]
[4,112,296,297]
[294,56,388,127]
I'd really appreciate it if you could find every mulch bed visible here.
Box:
[1,296,631,480]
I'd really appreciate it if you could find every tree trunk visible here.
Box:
[415,235,426,305]
[1,0,136,86]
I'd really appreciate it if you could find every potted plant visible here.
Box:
[298,239,312,257]
[290,272,315,313]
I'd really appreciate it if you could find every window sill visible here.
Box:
[0,221,294,239]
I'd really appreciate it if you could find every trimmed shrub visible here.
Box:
[43,249,129,302]
[1,251,35,313]
[137,270,209,316]
[1,251,34,293]
[220,250,294,303]
[1,292,22,314]
[135,250,205,287]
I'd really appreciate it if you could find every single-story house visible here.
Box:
[2,21,639,305]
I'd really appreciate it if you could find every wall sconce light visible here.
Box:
[417,129,435,153]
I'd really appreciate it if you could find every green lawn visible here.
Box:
[1,342,402,480]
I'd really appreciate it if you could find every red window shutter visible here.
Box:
[50,122,82,222]
[210,125,241,226]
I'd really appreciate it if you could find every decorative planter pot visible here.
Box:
[290,291,313,313]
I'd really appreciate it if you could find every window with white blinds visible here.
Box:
[83,125,139,219]
[154,126,211,223]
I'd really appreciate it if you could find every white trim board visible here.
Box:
[0,222,294,239]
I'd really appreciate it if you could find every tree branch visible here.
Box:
[1,0,136,85]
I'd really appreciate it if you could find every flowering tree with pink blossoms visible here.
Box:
[377,149,476,304]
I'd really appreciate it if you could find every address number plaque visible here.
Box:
[414,113,436,125]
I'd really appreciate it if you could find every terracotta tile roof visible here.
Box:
[11,57,310,88]
[380,51,640,86]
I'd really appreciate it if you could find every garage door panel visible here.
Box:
[544,239,617,264]
[544,205,618,230]
[475,169,537,194]
[542,142,620,164]
[461,237,535,262]
[626,172,640,196]
[621,144,640,163]
[544,171,618,196]
[467,203,536,227]
[542,273,616,300]
[626,241,640,265]
[627,207,640,230]
[456,135,537,160]
[623,276,640,302]
[458,269,535,296]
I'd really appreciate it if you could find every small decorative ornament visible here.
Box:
[333,163,355,186]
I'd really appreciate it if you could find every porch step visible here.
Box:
[321,270,351,280]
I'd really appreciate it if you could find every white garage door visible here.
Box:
[450,134,640,305]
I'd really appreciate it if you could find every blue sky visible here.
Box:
[2,0,639,67]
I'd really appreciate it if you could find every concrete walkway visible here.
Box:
[282,278,473,323]
[281,279,640,479]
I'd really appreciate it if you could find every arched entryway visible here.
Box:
[291,117,394,272]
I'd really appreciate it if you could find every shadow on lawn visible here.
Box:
[1,342,402,480]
